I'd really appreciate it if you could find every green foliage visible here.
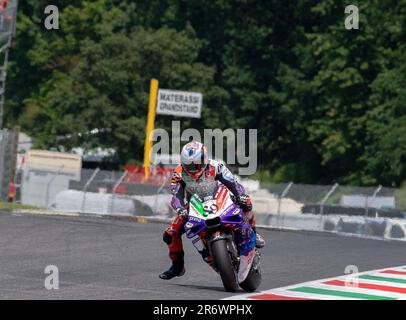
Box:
[9,0,222,163]
[395,182,406,211]
[4,0,406,187]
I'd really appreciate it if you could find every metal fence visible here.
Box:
[256,181,406,240]
[13,165,406,240]
[19,167,173,217]
[259,182,405,215]
[16,166,405,217]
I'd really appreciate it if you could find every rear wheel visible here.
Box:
[211,239,239,292]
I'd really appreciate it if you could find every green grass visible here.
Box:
[0,202,40,210]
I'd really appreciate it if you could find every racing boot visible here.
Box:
[252,227,266,249]
[245,212,265,249]
[159,251,185,280]
[159,262,185,280]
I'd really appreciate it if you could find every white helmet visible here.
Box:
[180,141,208,179]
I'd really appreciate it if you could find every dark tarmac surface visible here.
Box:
[0,211,405,299]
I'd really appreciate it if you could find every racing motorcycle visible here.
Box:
[184,183,262,292]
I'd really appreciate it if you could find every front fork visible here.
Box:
[191,235,216,270]
[192,230,240,271]
[209,230,239,270]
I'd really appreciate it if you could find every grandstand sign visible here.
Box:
[156,89,202,118]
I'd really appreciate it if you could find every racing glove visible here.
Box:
[176,207,188,217]
[237,194,252,212]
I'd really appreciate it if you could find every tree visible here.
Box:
[14,0,224,163]
[5,0,406,186]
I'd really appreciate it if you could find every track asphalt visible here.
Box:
[0,211,405,299]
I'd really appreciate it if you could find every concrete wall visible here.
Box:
[21,169,71,208]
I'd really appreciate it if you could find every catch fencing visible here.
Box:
[19,167,173,217]
[258,182,405,217]
[255,181,406,240]
[13,165,406,241]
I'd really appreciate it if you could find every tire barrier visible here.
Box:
[49,189,171,216]
[48,189,406,242]
[302,204,405,219]
[323,216,406,240]
[255,212,406,241]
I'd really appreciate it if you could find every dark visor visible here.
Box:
[182,162,203,173]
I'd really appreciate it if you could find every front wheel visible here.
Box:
[211,239,239,292]
[239,250,262,292]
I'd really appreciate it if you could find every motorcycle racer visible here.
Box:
[159,141,265,280]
